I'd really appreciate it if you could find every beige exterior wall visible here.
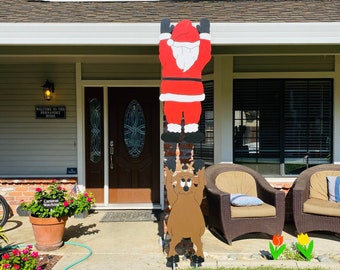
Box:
[0,63,77,176]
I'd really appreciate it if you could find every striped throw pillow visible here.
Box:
[327,176,340,202]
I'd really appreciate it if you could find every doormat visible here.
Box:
[100,210,162,222]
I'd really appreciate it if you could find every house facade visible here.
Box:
[1,0,340,212]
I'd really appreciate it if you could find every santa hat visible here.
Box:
[167,20,200,49]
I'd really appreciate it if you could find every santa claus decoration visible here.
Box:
[159,18,211,143]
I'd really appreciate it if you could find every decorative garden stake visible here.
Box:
[269,234,286,260]
[296,233,314,261]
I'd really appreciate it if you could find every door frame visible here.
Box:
[77,77,164,210]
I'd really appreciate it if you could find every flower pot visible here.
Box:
[74,210,89,219]
[29,215,68,251]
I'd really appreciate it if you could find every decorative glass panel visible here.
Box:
[90,98,101,163]
[124,100,145,158]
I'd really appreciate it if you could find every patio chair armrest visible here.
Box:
[205,186,232,218]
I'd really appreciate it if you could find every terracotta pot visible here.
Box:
[29,215,68,251]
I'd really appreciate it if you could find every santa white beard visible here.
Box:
[169,41,200,72]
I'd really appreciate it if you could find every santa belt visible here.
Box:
[162,77,202,82]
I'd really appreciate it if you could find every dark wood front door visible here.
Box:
[85,87,160,205]
[108,87,160,203]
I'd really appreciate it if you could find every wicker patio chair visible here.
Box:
[292,164,340,234]
[205,163,285,245]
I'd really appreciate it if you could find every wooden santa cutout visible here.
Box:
[159,19,211,143]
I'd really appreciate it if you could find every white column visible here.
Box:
[333,56,340,163]
[214,56,233,163]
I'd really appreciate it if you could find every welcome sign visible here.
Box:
[35,106,66,119]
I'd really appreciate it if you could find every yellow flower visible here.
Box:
[297,233,309,246]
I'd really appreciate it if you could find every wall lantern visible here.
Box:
[42,80,54,101]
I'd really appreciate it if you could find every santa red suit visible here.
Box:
[159,19,211,140]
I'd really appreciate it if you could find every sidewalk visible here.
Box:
[2,211,340,269]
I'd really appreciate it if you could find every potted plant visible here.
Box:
[0,227,41,270]
[73,191,95,219]
[0,245,40,270]
[20,181,95,251]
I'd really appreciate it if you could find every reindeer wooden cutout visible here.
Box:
[164,158,206,267]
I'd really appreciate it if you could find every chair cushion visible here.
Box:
[327,176,340,202]
[310,171,340,200]
[303,198,340,217]
[231,202,276,218]
[215,171,257,196]
[230,194,263,206]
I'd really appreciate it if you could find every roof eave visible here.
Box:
[1,22,340,45]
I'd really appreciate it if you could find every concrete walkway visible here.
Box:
[2,211,340,269]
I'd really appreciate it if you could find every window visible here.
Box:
[233,79,333,175]
[194,80,214,165]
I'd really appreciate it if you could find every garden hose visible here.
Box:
[64,241,93,269]
[1,242,93,270]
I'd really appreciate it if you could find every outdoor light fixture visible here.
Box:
[42,80,54,101]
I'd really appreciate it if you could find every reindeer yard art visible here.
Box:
[164,159,206,268]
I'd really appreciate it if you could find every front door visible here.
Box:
[85,87,160,205]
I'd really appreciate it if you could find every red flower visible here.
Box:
[12,249,20,256]
[87,197,92,202]
[35,187,42,193]
[13,264,20,270]
[84,192,88,197]
[30,252,39,258]
[272,234,284,246]
[63,201,69,207]
[2,253,10,260]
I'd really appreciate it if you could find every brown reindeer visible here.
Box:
[164,159,206,266]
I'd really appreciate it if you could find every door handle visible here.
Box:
[110,140,114,169]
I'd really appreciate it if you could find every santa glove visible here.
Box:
[196,18,210,34]
[160,18,174,34]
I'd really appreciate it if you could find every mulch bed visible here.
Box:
[37,254,62,270]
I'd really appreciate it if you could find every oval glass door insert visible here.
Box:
[124,99,146,158]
